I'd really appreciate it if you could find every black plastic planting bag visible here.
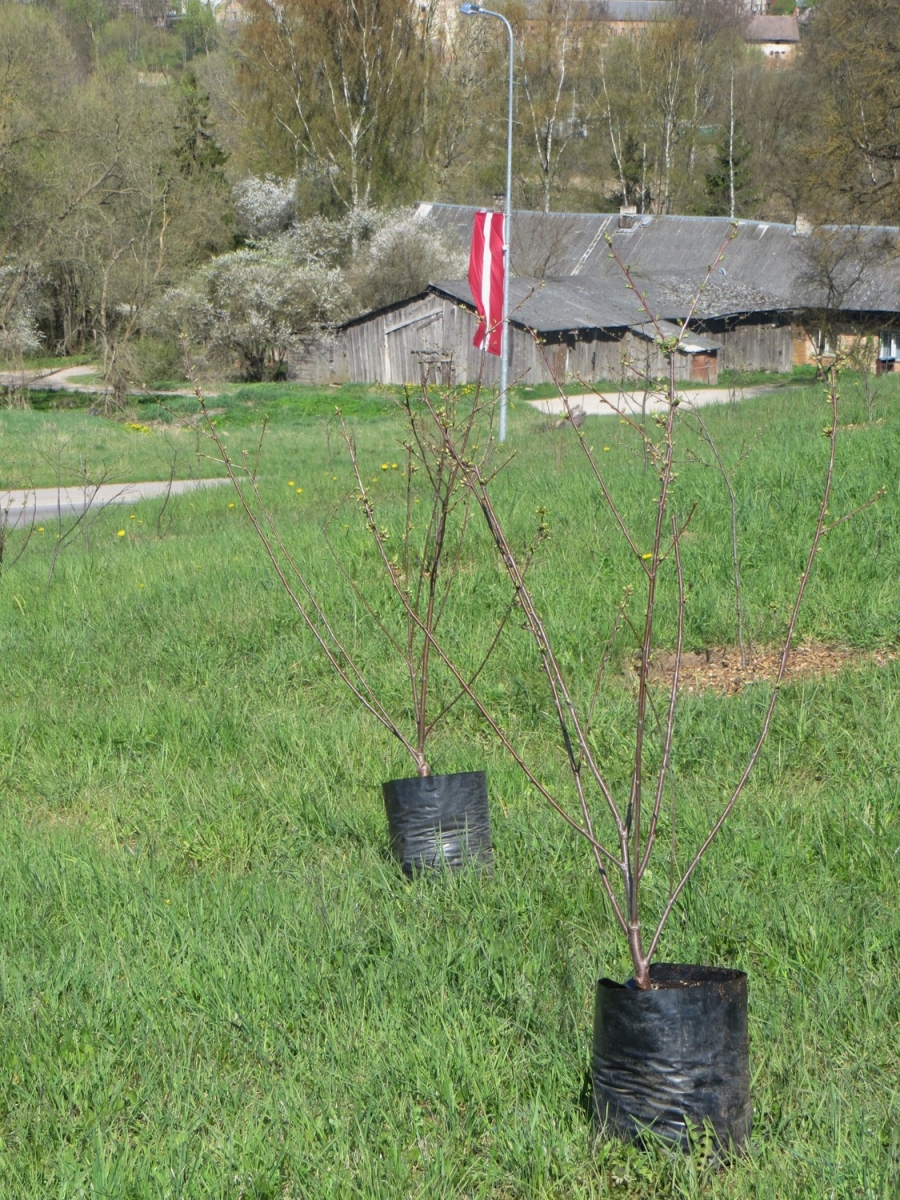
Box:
[592,963,751,1154]
[382,770,493,875]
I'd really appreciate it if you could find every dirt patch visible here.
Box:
[645,644,896,695]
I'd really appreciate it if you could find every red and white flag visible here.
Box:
[468,210,504,356]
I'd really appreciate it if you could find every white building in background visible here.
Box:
[744,14,800,61]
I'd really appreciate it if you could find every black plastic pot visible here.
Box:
[382,770,493,876]
[592,963,751,1156]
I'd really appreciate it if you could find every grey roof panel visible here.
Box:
[746,14,799,42]
[419,205,900,319]
[432,278,650,332]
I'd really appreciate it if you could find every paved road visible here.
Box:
[0,364,205,399]
[528,385,775,418]
[1,478,230,529]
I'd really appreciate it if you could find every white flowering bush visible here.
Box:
[232,176,298,240]
[147,204,464,378]
[0,267,45,361]
[348,208,468,313]
[150,234,350,380]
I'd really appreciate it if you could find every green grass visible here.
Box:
[12,353,94,371]
[0,377,898,1195]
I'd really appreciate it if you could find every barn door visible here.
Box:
[690,351,717,384]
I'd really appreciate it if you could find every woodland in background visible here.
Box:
[1,0,898,381]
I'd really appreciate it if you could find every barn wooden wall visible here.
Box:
[701,316,793,373]
[289,296,900,387]
[289,297,725,386]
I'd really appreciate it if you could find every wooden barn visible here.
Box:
[320,279,721,388]
[287,208,900,387]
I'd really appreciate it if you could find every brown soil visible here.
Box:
[644,644,896,695]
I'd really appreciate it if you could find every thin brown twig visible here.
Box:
[639,511,685,880]
[822,487,886,533]
[183,345,421,766]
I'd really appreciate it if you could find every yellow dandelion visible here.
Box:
[228,502,235,509]
[139,583,145,589]
[332,475,337,480]
[296,487,302,494]
[117,530,125,537]
[642,552,652,560]
[391,463,398,469]
[381,463,389,470]
[604,446,610,452]
[130,514,136,519]
[37,526,44,533]
[288,480,294,487]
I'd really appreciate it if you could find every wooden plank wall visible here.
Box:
[289,299,900,387]
[287,333,348,384]
[705,317,793,373]
[290,301,837,386]
[333,302,712,388]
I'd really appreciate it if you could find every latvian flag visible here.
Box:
[468,210,504,356]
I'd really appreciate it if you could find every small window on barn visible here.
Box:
[813,330,833,357]
[879,333,898,360]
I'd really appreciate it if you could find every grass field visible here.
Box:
[0,375,898,1197]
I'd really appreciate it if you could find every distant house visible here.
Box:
[589,0,675,37]
[288,206,900,387]
[744,15,800,61]
[215,0,248,31]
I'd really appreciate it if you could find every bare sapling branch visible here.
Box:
[328,380,529,777]
[192,337,511,781]
[183,341,423,765]
[40,435,136,586]
[0,486,36,580]
[427,232,877,988]
[411,389,632,923]
[639,512,685,881]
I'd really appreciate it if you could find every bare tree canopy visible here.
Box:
[237,0,425,211]
[798,0,900,223]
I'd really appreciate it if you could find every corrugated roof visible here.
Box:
[416,204,616,278]
[432,278,731,338]
[746,15,799,42]
[522,0,674,19]
[432,277,648,332]
[595,0,675,19]
[416,205,900,319]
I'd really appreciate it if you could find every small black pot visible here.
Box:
[592,963,751,1156]
[382,770,493,876]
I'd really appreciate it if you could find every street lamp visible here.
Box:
[460,1,513,443]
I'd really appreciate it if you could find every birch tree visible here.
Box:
[238,0,425,212]
[516,0,594,212]
[798,0,900,222]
